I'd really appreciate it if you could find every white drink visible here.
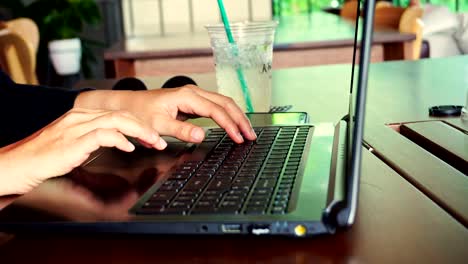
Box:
[215,65,272,112]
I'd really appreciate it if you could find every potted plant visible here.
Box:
[0,0,101,76]
[41,0,101,75]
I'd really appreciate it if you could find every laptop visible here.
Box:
[0,0,375,237]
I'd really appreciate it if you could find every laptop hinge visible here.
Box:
[322,119,347,232]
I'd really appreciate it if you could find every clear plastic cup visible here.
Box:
[206,21,278,112]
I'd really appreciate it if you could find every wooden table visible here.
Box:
[104,12,415,78]
[79,56,468,226]
[1,57,467,263]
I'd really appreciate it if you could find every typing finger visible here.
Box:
[74,111,167,150]
[76,128,136,157]
[174,87,244,143]
[154,116,206,143]
[188,85,257,140]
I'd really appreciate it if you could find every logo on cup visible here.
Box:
[262,63,272,74]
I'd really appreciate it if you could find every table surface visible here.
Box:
[1,57,467,262]
[105,12,415,60]
[79,55,468,223]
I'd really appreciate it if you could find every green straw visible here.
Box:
[217,0,254,113]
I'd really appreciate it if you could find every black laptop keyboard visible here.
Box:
[136,126,311,216]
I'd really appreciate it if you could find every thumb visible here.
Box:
[157,118,205,143]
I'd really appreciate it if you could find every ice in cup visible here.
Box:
[206,21,278,112]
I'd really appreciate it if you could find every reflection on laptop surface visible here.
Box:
[0,0,376,237]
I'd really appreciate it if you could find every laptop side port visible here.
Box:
[221,224,242,233]
[250,225,271,235]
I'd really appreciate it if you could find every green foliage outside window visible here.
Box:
[272,0,468,16]
[272,0,345,16]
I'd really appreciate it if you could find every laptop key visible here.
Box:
[244,207,266,215]
[280,179,295,185]
[158,185,181,192]
[249,195,270,202]
[170,201,192,209]
[278,183,293,188]
[196,201,216,207]
[252,188,270,196]
[174,196,196,203]
[207,179,231,191]
[256,179,277,189]
[198,199,220,206]
[282,175,297,180]
[168,174,191,181]
[184,177,210,191]
[191,207,217,214]
[159,207,187,215]
[216,207,241,214]
[143,201,166,208]
[220,201,241,207]
[203,190,225,196]
[231,185,250,192]
[273,200,288,207]
[246,200,268,207]
[271,206,286,214]
[163,180,185,187]
[151,191,176,203]
[224,195,245,202]
[179,190,199,197]
[137,207,166,215]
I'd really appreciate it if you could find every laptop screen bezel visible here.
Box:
[340,0,376,226]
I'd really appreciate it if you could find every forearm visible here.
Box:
[0,145,25,196]
[0,71,81,146]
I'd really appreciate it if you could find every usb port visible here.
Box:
[221,224,242,233]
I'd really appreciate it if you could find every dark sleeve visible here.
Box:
[0,70,90,147]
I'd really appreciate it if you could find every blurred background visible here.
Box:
[1,0,467,87]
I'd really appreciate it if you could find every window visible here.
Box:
[122,0,272,37]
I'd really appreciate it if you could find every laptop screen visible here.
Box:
[342,0,375,226]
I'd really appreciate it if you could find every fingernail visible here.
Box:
[127,142,136,151]
[237,132,244,142]
[191,128,205,141]
[159,138,167,149]
[250,128,257,139]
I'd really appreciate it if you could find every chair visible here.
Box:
[374,6,424,60]
[5,18,39,53]
[0,18,39,84]
[340,0,360,20]
[374,6,406,29]
[375,1,393,9]
[376,1,393,9]
[399,6,424,60]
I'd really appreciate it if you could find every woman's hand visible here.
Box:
[75,85,257,144]
[0,108,164,196]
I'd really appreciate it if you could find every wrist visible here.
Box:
[74,90,137,111]
[0,143,40,196]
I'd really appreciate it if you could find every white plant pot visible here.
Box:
[48,38,82,75]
